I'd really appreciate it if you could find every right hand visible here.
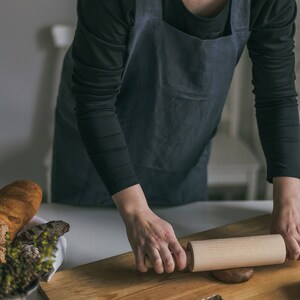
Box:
[113,185,187,274]
[271,177,300,261]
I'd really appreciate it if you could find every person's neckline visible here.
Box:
[177,0,231,22]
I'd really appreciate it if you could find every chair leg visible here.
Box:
[246,171,258,200]
[44,146,53,204]
[265,183,273,200]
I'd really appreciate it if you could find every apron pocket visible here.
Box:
[128,86,210,171]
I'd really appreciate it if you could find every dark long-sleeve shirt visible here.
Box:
[72,0,300,195]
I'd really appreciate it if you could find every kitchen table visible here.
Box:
[32,200,276,299]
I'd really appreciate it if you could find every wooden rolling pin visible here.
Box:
[145,235,286,272]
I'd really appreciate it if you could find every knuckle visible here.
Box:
[136,263,146,272]
[148,237,159,247]
[281,231,292,239]
[286,228,296,237]
[174,249,185,257]
[288,246,300,260]
[148,235,156,243]
[164,230,175,241]
[166,224,175,234]
[133,240,145,251]
[138,239,146,248]
[165,223,174,232]
[153,257,162,265]
[292,249,300,258]
[165,259,174,268]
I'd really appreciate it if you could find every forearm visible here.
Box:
[248,0,300,182]
[74,103,139,194]
[256,97,300,182]
[72,0,139,195]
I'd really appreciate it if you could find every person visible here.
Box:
[51,0,300,274]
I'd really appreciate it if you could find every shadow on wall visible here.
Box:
[0,27,59,195]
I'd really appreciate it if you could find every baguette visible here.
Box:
[0,180,42,263]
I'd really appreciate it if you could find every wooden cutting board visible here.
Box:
[39,214,300,300]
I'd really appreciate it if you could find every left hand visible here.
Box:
[271,177,300,261]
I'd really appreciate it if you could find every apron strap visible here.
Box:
[135,0,163,25]
[230,0,251,32]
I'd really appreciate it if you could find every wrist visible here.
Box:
[273,177,300,207]
[112,184,150,218]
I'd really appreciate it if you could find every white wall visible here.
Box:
[0,0,76,192]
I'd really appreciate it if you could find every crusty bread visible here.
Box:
[0,180,42,263]
[0,220,9,263]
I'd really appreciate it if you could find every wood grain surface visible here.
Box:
[39,214,300,300]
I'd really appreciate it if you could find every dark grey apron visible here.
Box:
[52,0,251,206]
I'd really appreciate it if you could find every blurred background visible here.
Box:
[0,0,299,202]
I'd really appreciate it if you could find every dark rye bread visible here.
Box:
[14,221,70,246]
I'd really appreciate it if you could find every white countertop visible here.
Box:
[37,200,273,270]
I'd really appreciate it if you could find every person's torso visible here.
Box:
[113,0,252,205]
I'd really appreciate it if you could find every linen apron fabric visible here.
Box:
[52,0,251,206]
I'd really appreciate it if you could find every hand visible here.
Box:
[271,177,300,260]
[123,208,187,274]
[112,184,187,273]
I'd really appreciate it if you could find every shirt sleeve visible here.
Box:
[248,0,300,182]
[72,0,138,195]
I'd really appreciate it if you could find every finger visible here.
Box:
[159,245,175,273]
[146,248,164,274]
[169,241,187,271]
[135,248,148,273]
[283,236,300,260]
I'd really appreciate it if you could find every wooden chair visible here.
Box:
[45,25,75,203]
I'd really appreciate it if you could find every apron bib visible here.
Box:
[52,0,251,206]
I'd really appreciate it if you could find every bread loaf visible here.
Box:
[0,180,42,263]
[0,220,9,263]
